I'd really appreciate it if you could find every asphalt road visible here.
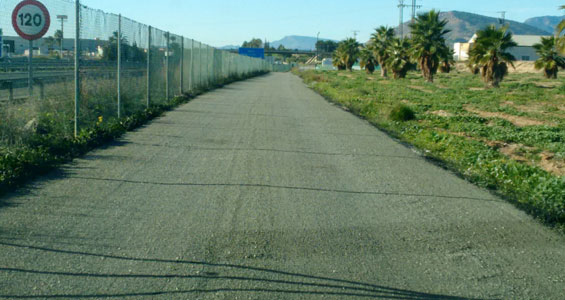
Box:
[1,73,564,299]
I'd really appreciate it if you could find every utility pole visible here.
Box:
[398,0,407,38]
[497,11,507,25]
[316,32,320,60]
[57,15,67,59]
[352,30,360,40]
[410,0,422,24]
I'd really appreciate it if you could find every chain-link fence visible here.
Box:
[0,0,272,146]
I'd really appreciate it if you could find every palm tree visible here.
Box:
[439,47,455,73]
[334,38,360,71]
[332,49,347,70]
[468,25,517,88]
[385,38,412,79]
[533,36,565,78]
[370,26,395,77]
[557,5,565,54]
[359,45,378,74]
[409,10,451,82]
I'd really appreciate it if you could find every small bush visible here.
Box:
[389,104,416,122]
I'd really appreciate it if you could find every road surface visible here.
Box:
[1,73,564,299]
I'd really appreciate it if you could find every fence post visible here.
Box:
[74,0,80,137]
[147,26,151,108]
[117,14,121,118]
[189,39,193,91]
[165,32,169,101]
[199,42,202,88]
[4,82,14,102]
[38,80,44,100]
[28,40,33,98]
[204,45,208,86]
[180,36,184,95]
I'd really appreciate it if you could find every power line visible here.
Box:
[352,30,360,40]
[411,0,422,24]
[398,0,408,38]
[497,11,507,25]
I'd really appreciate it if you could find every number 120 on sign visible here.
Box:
[12,0,51,41]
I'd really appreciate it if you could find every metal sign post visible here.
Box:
[28,40,33,97]
[117,14,121,118]
[12,0,51,99]
[147,26,151,108]
[74,0,80,137]
[0,29,3,58]
[180,36,184,95]
[165,32,169,101]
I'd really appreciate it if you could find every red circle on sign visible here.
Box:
[12,0,51,41]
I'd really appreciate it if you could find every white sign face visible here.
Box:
[12,0,51,41]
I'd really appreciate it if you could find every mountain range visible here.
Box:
[222,11,562,50]
[524,16,565,34]
[397,11,552,45]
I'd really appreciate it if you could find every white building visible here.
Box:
[454,34,550,62]
[510,35,549,61]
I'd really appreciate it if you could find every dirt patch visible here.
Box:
[499,144,565,176]
[539,152,565,176]
[465,106,551,127]
[534,81,561,88]
[501,101,565,118]
[429,110,454,117]
[442,129,565,176]
[469,87,485,91]
[436,84,449,89]
[409,85,433,93]
[511,61,539,74]
[499,144,535,162]
[454,61,541,74]
[337,73,354,79]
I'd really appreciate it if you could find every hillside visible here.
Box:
[270,35,336,51]
[397,11,551,45]
[524,16,565,34]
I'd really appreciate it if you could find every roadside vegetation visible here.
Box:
[298,5,565,231]
[296,69,565,231]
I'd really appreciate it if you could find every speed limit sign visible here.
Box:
[12,0,51,41]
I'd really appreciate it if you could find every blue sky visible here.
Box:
[80,0,564,47]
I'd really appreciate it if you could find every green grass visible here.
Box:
[295,69,565,232]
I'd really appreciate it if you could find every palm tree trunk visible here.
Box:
[378,58,388,78]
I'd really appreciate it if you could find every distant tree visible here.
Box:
[54,30,63,48]
[385,38,412,79]
[44,36,56,50]
[103,31,145,62]
[334,38,360,71]
[467,61,481,75]
[370,26,395,77]
[242,38,263,48]
[359,45,378,74]
[439,47,455,73]
[409,10,451,82]
[533,36,565,78]
[316,40,338,54]
[557,5,565,53]
[277,44,286,51]
[468,25,517,88]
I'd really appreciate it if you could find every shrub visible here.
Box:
[389,104,416,121]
